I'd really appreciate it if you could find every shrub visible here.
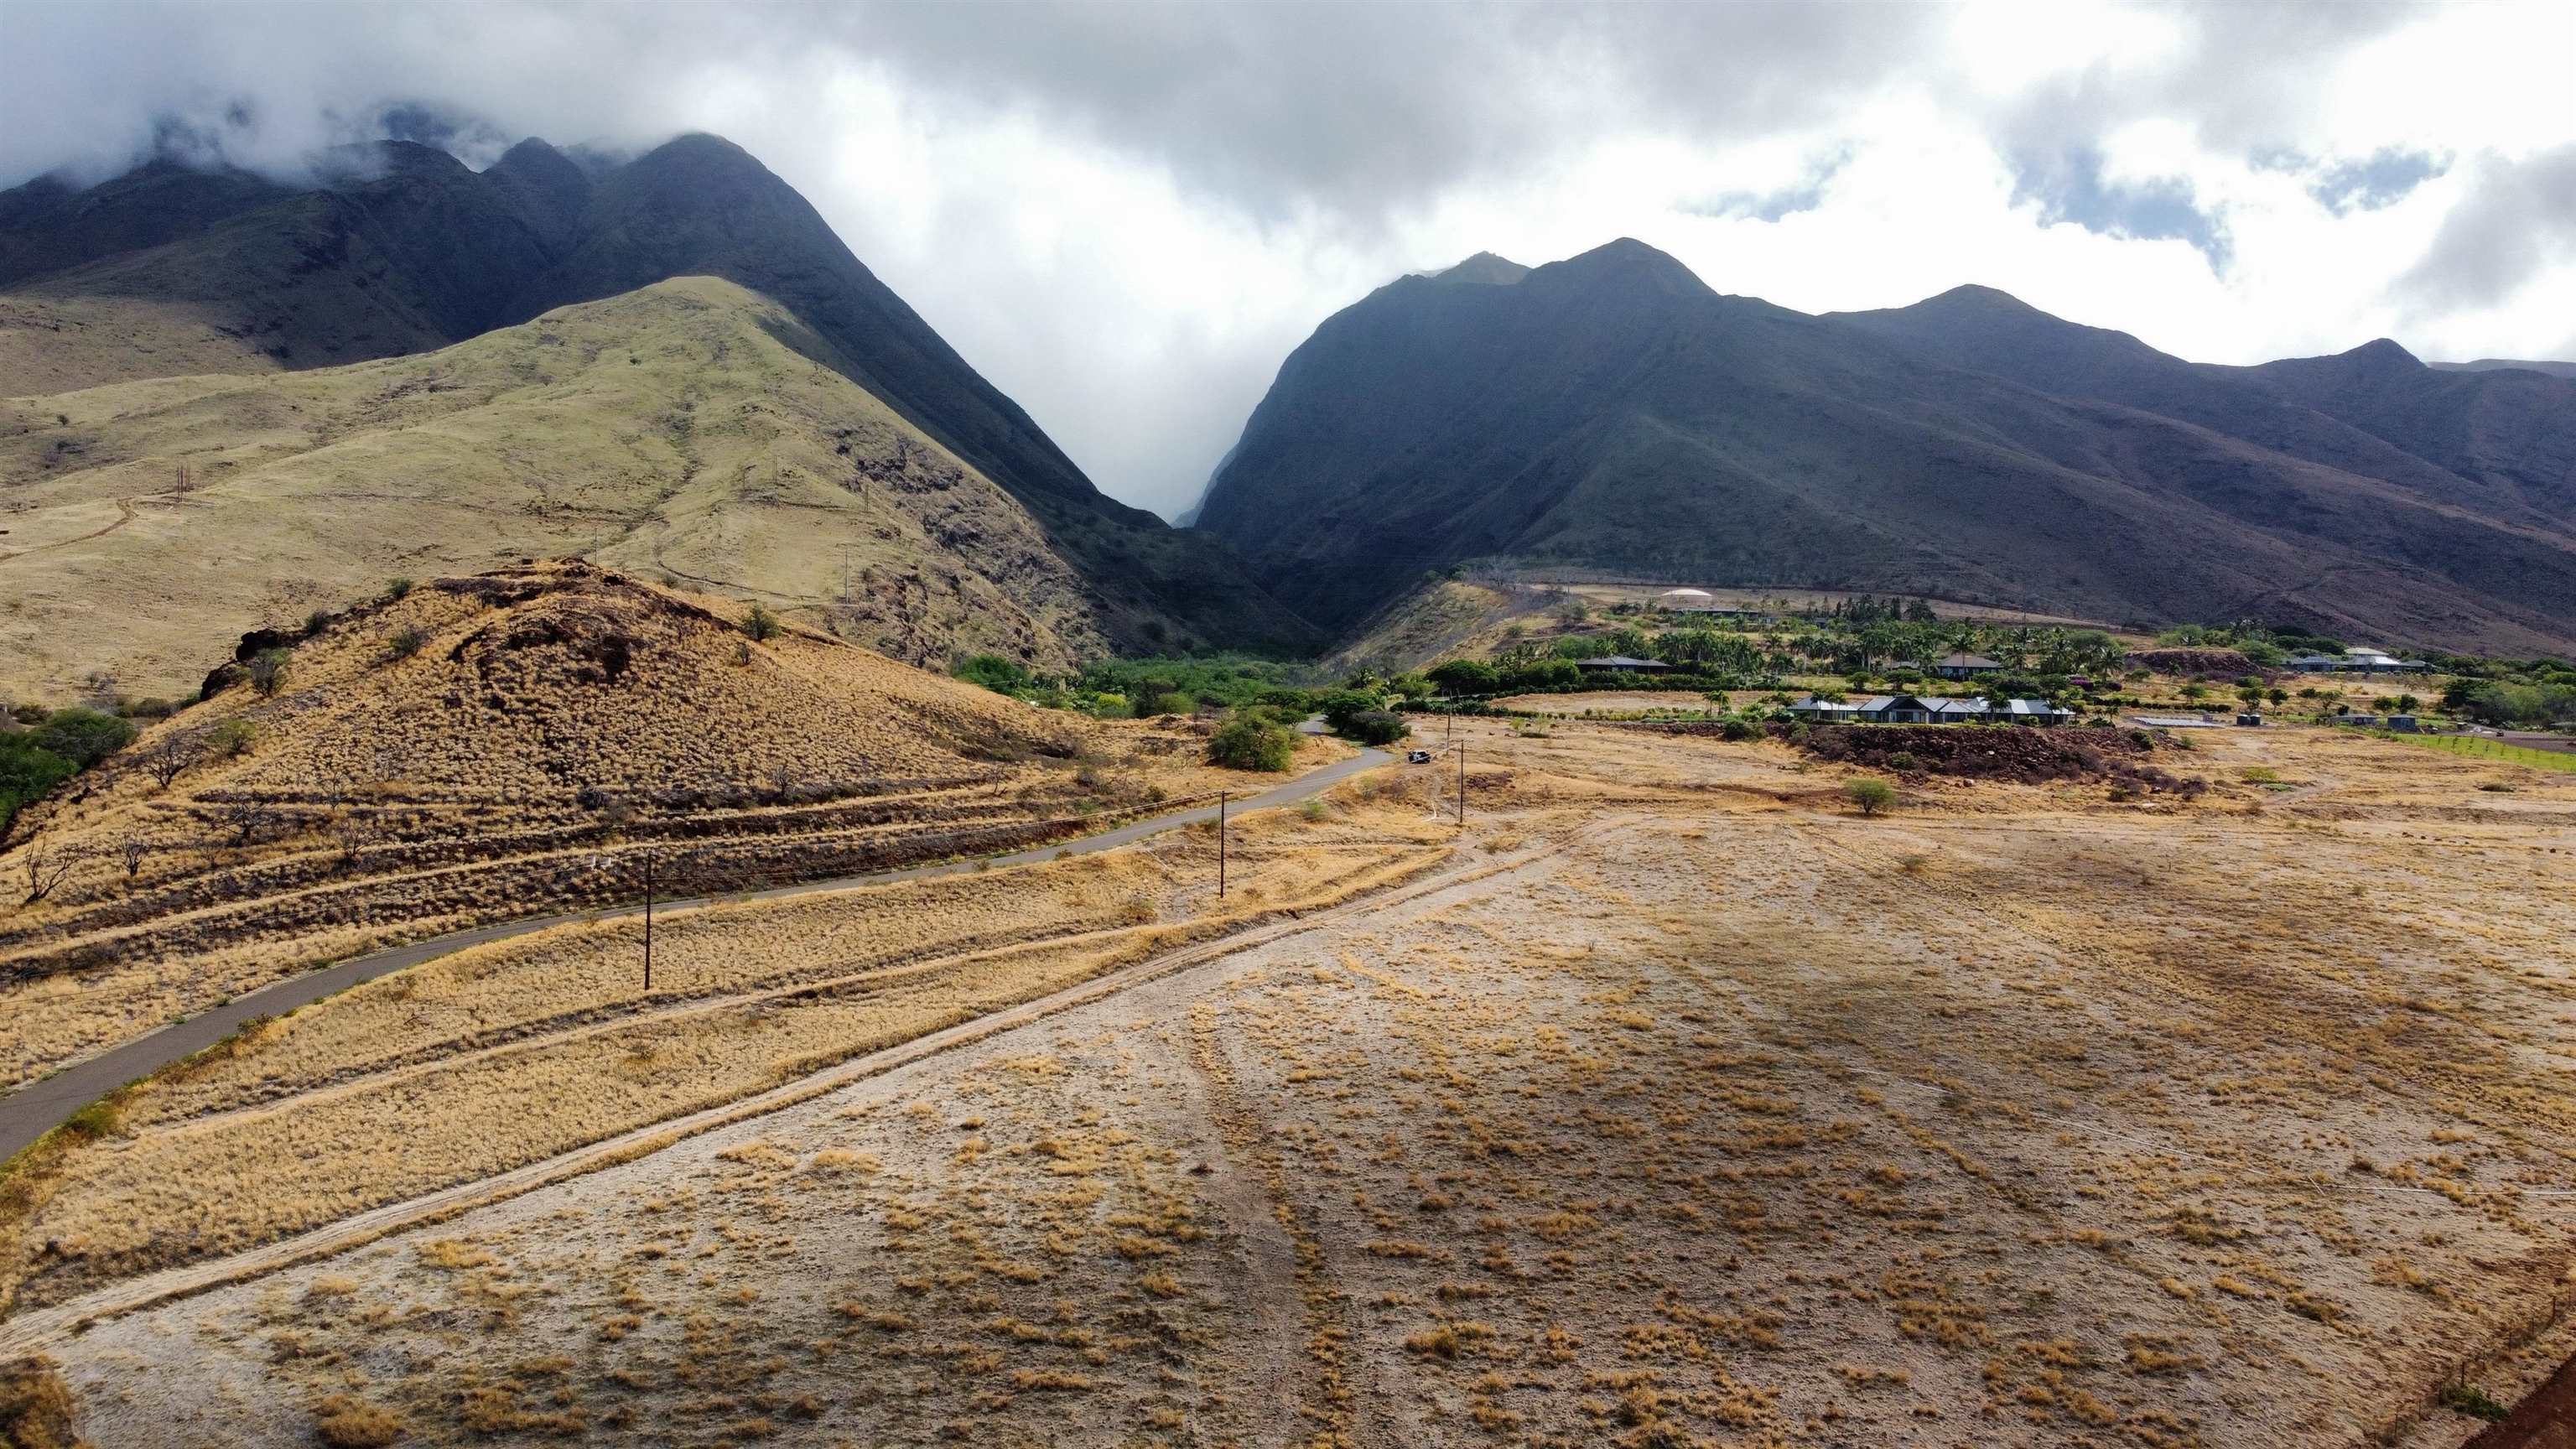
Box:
[386,577,414,600]
[210,719,257,757]
[1719,717,1758,741]
[304,608,333,636]
[385,626,428,660]
[1884,750,1920,772]
[1342,709,1411,745]
[0,735,74,835]
[312,1394,406,1447]
[0,1356,81,1449]
[59,1099,121,1144]
[1145,691,1197,718]
[1844,777,1897,816]
[36,708,136,768]
[1208,717,1296,772]
[2437,1383,2509,1422]
[1317,688,1384,733]
[744,604,782,641]
[953,655,1032,693]
[247,648,290,697]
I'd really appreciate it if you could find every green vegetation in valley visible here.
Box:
[1,708,137,835]
[953,653,1414,757]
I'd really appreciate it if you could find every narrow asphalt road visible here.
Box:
[0,744,1392,1165]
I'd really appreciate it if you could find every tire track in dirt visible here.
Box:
[0,497,134,564]
[1187,999,1358,1448]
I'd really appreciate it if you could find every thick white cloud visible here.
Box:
[2,0,2569,515]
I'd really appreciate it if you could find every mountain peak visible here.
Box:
[1430,252,1530,286]
[1916,283,2043,314]
[493,137,568,170]
[1546,237,1707,295]
[2344,337,2423,371]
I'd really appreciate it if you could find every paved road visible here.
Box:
[0,746,1392,1164]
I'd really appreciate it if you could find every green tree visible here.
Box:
[953,655,1032,693]
[1317,689,1384,733]
[1342,710,1411,745]
[1843,777,1898,817]
[1208,716,1296,771]
[1427,659,1500,695]
[34,709,135,768]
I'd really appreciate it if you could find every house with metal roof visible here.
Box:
[1786,694,2071,725]
[1574,656,1670,673]
[2288,648,2432,673]
[1931,652,2004,678]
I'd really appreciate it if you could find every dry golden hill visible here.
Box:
[0,560,1318,1084]
[2,276,1145,703]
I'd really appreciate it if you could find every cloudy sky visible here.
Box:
[6,0,2573,517]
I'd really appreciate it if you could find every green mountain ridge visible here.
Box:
[1195,241,2576,655]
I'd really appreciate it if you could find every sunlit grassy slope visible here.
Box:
[2,277,1129,700]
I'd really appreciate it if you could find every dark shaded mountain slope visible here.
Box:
[0,136,1313,656]
[1196,241,2576,654]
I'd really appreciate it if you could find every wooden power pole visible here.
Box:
[642,852,655,993]
[1218,792,1228,898]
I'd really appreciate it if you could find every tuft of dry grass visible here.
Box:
[310,1394,403,1447]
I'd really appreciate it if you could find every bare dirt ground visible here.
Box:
[14,719,2576,1447]
[1488,690,1716,716]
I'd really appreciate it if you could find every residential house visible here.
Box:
[1932,652,2003,679]
[1785,694,2070,725]
[2289,649,2431,673]
[1574,656,1670,674]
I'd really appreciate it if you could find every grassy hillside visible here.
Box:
[0,137,1316,661]
[0,558,1314,1086]
[2,276,1180,700]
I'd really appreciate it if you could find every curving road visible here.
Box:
[0,745,1391,1165]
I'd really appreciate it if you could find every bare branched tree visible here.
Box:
[213,798,283,848]
[19,844,84,905]
[140,735,194,792]
[767,760,797,803]
[118,835,150,881]
[329,812,376,867]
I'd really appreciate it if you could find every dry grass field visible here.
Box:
[0,561,1338,1088]
[11,717,2572,1447]
[1,276,1131,701]
[0,779,1452,1319]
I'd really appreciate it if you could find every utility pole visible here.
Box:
[1457,744,1467,829]
[642,852,655,993]
[1218,792,1228,898]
